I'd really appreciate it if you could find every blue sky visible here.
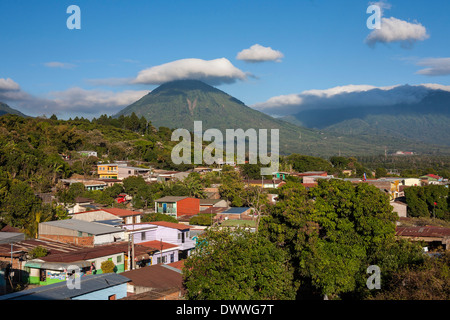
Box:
[1,0,450,118]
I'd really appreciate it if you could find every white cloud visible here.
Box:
[416,58,450,76]
[252,85,397,111]
[133,58,249,85]
[44,61,76,69]
[236,44,284,63]
[0,77,148,118]
[369,0,392,13]
[300,84,398,98]
[0,78,30,101]
[420,83,450,91]
[252,94,304,111]
[365,17,429,47]
[47,87,149,110]
[0,78,21,91]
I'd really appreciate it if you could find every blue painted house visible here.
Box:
[0,273,130,300]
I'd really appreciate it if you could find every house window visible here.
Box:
[162,256,167,264]
[117,255,122,263]
[78,231,83,237]
[157,257,161,264]
[170,253,174,263]
[141,232,146,241]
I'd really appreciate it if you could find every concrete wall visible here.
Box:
[93,232,126,246]
[177,198,200,217]
[390,201,408,218]
[39,234,95,247]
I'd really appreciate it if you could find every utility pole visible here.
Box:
[160,239,163,264]
[131,233,135,270]
[127,232,135,270]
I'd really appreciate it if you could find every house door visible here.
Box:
[163,203,167,213]
[40,269,46,282]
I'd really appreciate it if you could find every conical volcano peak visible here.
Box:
[151,79,227,95]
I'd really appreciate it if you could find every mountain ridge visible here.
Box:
[115,80,450,156]
[280,88,450,147]
[0,102,28,118]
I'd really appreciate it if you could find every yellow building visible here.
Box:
[97,164,119,179]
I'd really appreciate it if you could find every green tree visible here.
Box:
[330,156,350,169]
[370,251,450,300]
[405,185,449,220]
[0,179,42,228]
[375,167,388,178]
[219,169,246,207]
[260,179,399,299]
[284,154,332,173]
[183,227,296,300]
[183,172,205,198]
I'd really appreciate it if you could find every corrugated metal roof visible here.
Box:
[396,226,450,238]
[154,196,188,202]
[147,221,192,230]
[138,240,179,252]
[36,242,153,263]
[0,238,83,257]
[199,199,225,205]
[40,219,124,235]
[120,264,182,290]
[86,208,142,217]
[0,232,25,244]
[0,273,130,300]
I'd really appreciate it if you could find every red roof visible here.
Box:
[0,225,23,233]
[168,260,185,271]
[426,174,442,179]
[79,208,142,217]
[396,226,450,238]
[120,264,183,291]
[138,240,179,251]
[147,221,192,230]
[38,242,154,263]
[302,183,318,188]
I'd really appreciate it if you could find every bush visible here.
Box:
[189,214,215,226]
[29,246,48,259]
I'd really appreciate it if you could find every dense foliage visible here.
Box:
[259,179,424,299]
[404,185,450,221]
[183,227,296,300]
